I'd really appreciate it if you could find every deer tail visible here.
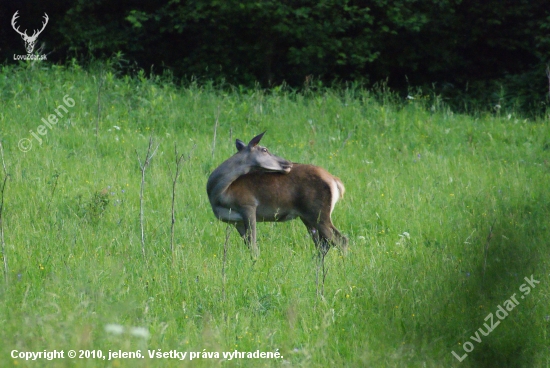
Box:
[335,177,345,199]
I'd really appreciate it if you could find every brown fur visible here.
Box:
[220,164,347,256]
[207,133,347,259]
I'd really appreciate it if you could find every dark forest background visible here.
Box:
[1,0,549,113]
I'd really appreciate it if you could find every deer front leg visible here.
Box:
[240,206,258,259]
[235,222,247,241]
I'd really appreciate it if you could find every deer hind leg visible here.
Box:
[303,217,347,253]
[301,216,332,257]
[301,216,331,298]
[329,224,348,251]
[316,223,337,256]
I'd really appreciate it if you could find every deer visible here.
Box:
[206,132,348,263]
[11,11,49,54]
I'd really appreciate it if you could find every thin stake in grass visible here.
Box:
[170,143,195,261]
[0,142,9,285]
[340,130,354,150]
[95,66,105,146]
[316,249,329,298]
[481,220,496,290]
[222,223,231,301]
[136,135,159,258]
[211,105,220,159]
[47,170,60,210]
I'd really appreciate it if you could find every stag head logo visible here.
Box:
[11,11,49,54]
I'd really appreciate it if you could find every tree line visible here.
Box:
[1,0,549,112]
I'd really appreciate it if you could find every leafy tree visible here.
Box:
[1,0,548,111]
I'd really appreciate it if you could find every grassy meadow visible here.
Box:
[1,62,550,367]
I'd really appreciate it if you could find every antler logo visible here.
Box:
[11,11,49,54]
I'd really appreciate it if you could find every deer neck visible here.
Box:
[207,154,253,203]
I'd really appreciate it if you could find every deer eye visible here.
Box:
[261,148,268,153]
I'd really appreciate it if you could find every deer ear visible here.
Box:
[248,131,266,147]
[236,139,246,151]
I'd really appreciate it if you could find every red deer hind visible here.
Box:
[207,132,347,259]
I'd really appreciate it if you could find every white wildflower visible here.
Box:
[105,324,124,335]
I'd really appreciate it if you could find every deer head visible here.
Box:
[234,132,293,174]
[11,11,49,54]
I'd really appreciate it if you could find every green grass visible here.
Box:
[1,62,549,367]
